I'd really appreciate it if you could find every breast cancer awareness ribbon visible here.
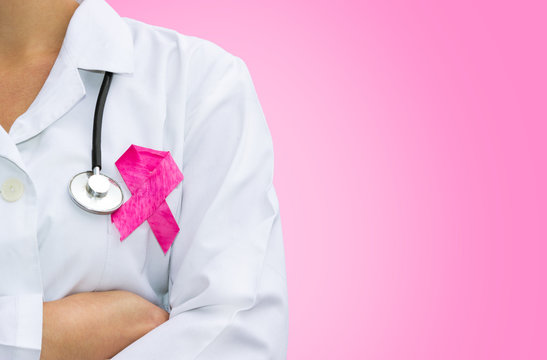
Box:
[111,144,184,254]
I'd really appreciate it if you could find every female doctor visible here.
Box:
[0,0,288,359]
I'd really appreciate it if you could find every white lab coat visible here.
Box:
[0,0,289,358]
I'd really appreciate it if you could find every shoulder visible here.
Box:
[121,17,242,72]
[119,16,250,106]
[116,17,257,146]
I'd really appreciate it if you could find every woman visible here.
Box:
[0,0,288,359]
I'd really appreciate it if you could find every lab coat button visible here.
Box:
[1,178,25,202]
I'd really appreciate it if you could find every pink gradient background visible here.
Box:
[110,1,547,359]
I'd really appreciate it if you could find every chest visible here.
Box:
[0,58,57,133]
[1,69,183,308]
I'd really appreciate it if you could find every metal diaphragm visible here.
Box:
[68,171,124,215]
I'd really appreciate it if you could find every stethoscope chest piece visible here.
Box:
[69,167,124,215]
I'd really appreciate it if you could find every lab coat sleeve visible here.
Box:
[0,294,43,359]
[111,43,289,359]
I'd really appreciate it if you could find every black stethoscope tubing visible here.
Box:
[92,70,113,171]
[68,70,124,215]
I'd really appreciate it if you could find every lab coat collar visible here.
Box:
[5,0,134,149]
[66,0,135,74]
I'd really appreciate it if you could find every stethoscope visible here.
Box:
[68,71,124,215]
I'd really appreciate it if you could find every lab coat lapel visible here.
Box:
[8,0,134,145]
[0,128,27,172]
[8,49,86,145]
[66,0,135,74]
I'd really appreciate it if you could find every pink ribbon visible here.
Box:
[111,144,184,254]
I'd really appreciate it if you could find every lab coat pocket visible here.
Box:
[95,191,179,301]
[97,219,152,291]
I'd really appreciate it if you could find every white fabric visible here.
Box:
[0,0,288,358]
[0,294,43,353]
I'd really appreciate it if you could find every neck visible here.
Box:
[0,0,80,65]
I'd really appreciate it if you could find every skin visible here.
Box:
[0,0,77,133]
[0,1,170,358]
[42,291,170,360]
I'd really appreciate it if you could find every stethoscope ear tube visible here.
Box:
[92,71,113,171]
